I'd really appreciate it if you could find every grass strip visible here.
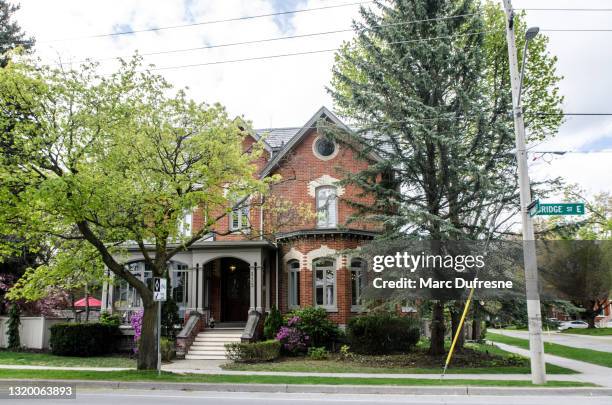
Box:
[0,369,594,387]
[0,351,135,368]
[487,332,612,368]
[561,328,612,336]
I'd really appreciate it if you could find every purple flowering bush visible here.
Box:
[130,309,144,353]
[275,316,310,355]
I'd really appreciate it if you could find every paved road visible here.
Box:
[489,329,612,352]
[6,389,612,405]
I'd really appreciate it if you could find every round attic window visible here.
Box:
[313,137,337,160]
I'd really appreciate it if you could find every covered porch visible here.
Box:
[100,240,277,330]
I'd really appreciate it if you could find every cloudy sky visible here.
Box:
[13,0,612,197]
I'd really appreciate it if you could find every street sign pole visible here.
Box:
[503,0,547,384]
[153,277,166,376]
[157,301,161,376]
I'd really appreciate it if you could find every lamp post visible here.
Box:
[502,0,547,385]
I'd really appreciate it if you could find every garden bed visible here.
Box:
[222,342,575,374]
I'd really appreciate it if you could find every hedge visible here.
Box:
[49,323,119,356]
[225,340,281,363]
[347,312,420,354]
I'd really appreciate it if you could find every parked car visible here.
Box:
[558,320,589,331]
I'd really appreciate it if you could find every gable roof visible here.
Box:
[259,106,363,178]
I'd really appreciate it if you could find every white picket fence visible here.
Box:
[0,316,70,350]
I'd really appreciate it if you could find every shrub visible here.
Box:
[130,310,143,353]
[263,306,283,339]
[7,303,21,351]
[288,307,339,348]
[347,312,420,355]
[225,340,281,363]
[160,337,176,361]
[99,311,121,327]
[49,322,119,356]
[276,322,310,355]
[161,296,181,339]
[307,346,328,360]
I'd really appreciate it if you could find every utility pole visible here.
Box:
[502,0,547,384]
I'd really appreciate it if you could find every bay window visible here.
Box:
[314,258,336,309]
[287,260,300,308]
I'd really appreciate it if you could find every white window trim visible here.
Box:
[312,135,339,161]
[313,258,337,312]
[350,258,367,312]
[287,260,301,310]
[316,186,338,229]
[229,201,250,232]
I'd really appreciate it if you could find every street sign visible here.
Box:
[528,200,585,217]
[153,278,167,301]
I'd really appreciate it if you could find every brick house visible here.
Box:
[100,107,385,356]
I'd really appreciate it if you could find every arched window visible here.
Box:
[350,258,367,310]
[313,258,336,309]
[287,260,300,309]
[316,186,337,228]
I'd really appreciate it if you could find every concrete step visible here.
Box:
[188,348,227,354]
[194,338,241,344]
[185,354,227,360]
[191,341,231,347]
[196,333,242,338]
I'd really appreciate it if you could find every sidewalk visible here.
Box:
[490,341,612,387]
[489,329,612,352]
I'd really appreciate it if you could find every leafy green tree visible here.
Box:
[0,56,269,369]
[7,302,20,350]
[327,0,562,354]
[536,186,612,327]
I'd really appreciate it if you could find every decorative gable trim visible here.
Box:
[307,175,345,197]
[260,106,355,178]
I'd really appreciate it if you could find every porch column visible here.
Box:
[256,261,264,313]
[249,263,256,311]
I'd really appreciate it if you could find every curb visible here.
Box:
[0,379,611,396]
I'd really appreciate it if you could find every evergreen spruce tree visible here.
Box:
[7,302,20,350]
[328,0,562,355]
[0,0,35,67]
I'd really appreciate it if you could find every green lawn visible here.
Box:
[487,333,612,368]
[562,328,612,336]
[222,342,575,375]
[0,351,135,368]
[0,369,594,387]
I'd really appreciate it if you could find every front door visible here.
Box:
[220,259,250,322]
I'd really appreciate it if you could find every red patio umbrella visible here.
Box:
[74,297,102,308]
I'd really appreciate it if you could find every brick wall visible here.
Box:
[278,235,370,326]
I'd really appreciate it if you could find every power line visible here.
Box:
[528,113,612,116]
[517,8,612,12]
[43,1,373,42]
[542,29,612,32]
[56,13,480,65]
[133,30,498,72]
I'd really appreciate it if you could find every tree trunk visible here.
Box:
[137,301,159,370]
[70,293,77,322]
[85,285,90,322]
[450,302,465,352]
[472,302,482,341]
[429,301,446,355]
